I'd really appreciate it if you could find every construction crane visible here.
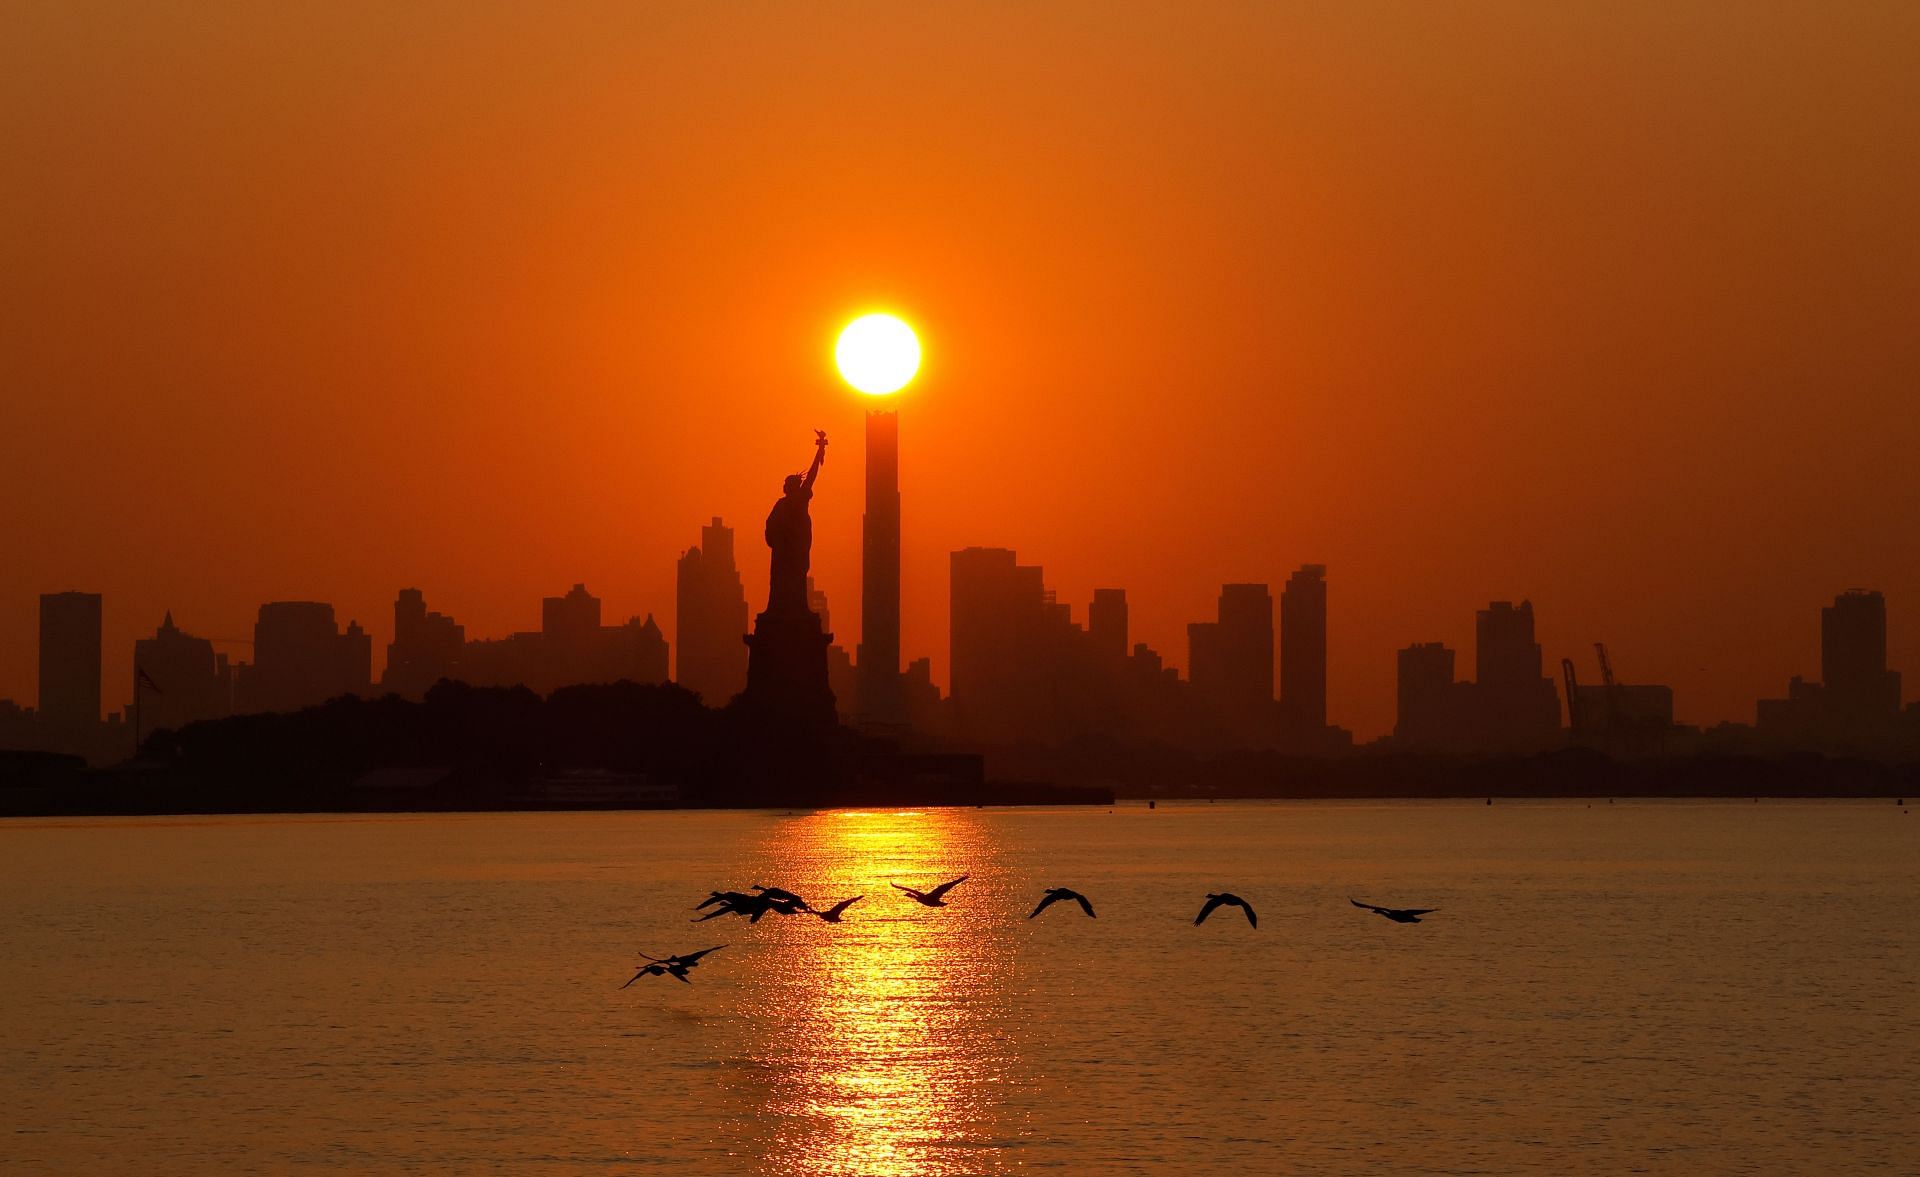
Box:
[1593,642,1622,749]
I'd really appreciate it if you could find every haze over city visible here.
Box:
[5,4,1918,740]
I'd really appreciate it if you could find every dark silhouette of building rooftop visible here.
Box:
[676,517,749,706]
[383,587,465,698]
[460,583,666,696]
[237,601,371,714]
[38,591,101,752]
[1281,565,1328,730]
[1188,583,1275,745]
[134,612,233,736]
[1757,589,1907,753]
[1394,600,1561,753]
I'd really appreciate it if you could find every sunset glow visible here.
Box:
[835,314,920,396]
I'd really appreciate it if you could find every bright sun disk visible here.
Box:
[835,313,920,395]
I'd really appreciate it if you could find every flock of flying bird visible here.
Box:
[623,877,1438,988]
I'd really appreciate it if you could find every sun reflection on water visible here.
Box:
[728,809,1024,1176]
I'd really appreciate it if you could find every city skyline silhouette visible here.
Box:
[5,8,1919,1175]
[4,7,1917,744]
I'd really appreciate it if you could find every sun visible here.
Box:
[835,313,920,395]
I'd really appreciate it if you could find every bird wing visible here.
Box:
[676,946,724,965]
[1241,901,1258,928]
[669,969,691,984]
[827,896,863,918]
[619,969,648,989]
[1350,898,1387,913]
[926,874,969,901]
[1028,892,1059,919]
[1400,908,1438,916]
[1074,892,1096,918]
[1195,895,1224,925]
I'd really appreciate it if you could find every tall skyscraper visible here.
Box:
[38,591,102,741]
[675,517,749,705]
[1281,564,1327,727]
[1822,589,1901,718]
[859,409,903,724]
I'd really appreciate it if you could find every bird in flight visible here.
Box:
[892,875,968,907]
[694,892,805,922]
[1350,899,1438,924]
[751,884,812,912]
[1194,892,1257,928]
[813,895,863,923]
[622,945,725,988]
[1028,887,1096,919]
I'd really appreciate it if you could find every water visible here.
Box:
[2,801,1915,1174]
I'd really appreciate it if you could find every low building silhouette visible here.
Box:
[236,602,372,713]
[133,612,233,735]
[460,583,666,696]
[1568,682,1675,753]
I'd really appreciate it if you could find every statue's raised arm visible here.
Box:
[802,430,827,493]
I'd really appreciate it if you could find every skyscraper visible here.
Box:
[1822,589,1901,718]
[1470,599,1561,748]
[1281,564,1327,727]
[133,612,231,735]
[1395,641,1455,745]
[1188,583,1274,743]
[1758,588,1905,750]
[950,546,1049,741]
[38,591,101,742]
[859,409,903,724]
[1089,589,1128,662]
[241,601,371,713]
[675,517,749,706]
[383,588,466,698]
[1476,600,1544,688]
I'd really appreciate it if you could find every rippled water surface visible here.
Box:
[3,801,1917,1174]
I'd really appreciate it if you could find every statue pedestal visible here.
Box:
[740,606,837,730]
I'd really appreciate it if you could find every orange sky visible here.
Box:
[3,2,1917,739]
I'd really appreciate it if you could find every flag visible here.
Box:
[136,666,162,694]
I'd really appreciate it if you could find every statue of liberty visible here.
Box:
[763,430,827,618]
